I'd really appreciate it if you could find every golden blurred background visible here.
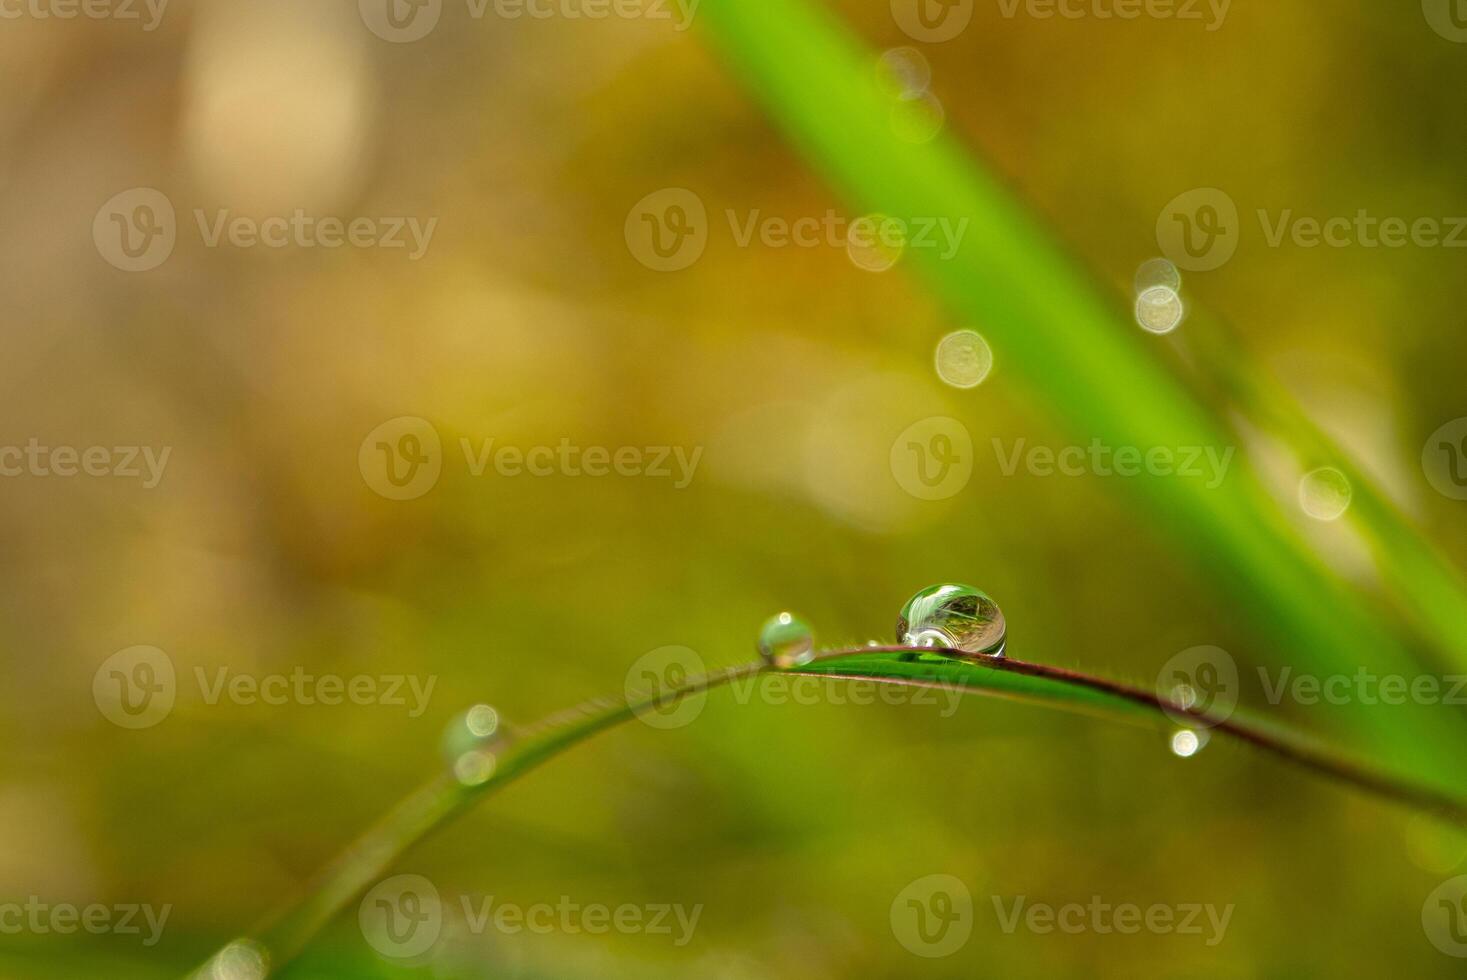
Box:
[4,0,1467,975]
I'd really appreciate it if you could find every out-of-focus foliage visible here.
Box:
[4,0,1467,976]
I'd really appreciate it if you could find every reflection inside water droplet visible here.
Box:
[453,749,497,786]
[1299,467,1352,521]
[934,329,994,389]
[1135,286,1184,334]
[442,703,504,786]
[896,583,1006,657]
[847,214,905,272]
[1134,257,1181,294]
[209,939,270,980]
[890,91,945,143]
[876,46,932,98]
[758,612,815,669]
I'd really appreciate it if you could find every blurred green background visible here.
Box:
[5,0,1467,976]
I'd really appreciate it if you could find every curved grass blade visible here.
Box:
[193,646,1467,978]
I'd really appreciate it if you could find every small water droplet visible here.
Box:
[1134,257,1181,294]
[896,584,1006,657]
[890,91,945,143]
[208,939,270,980]
[876,46,931,98]
[442,704,504,785]
[1135,285,1184,334]
[1169,728,1208,758]
[847,214,905,272]
[453,749,497,786]
[1299,466,1352,521]
[758,612,816,669]
[934,329,994,389]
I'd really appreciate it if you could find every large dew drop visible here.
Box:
[896,583,1006,657]
[758,612,815,669]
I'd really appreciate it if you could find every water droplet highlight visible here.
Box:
[1169,728,1208,758]
[1299,466,1352,521]
[1134,257,1181,294]
[934,329,994,389]
[207,939,270,980]
[896,583,1006,657]
[758,612,815,669]
[453,750,497,786]
[847,213,905,272]
[876,46,931,98]
[1135,285,1184,334]
[442,703,503,786]
[890,91,945,143]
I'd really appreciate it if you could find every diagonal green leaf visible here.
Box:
[695,0,1467,792]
